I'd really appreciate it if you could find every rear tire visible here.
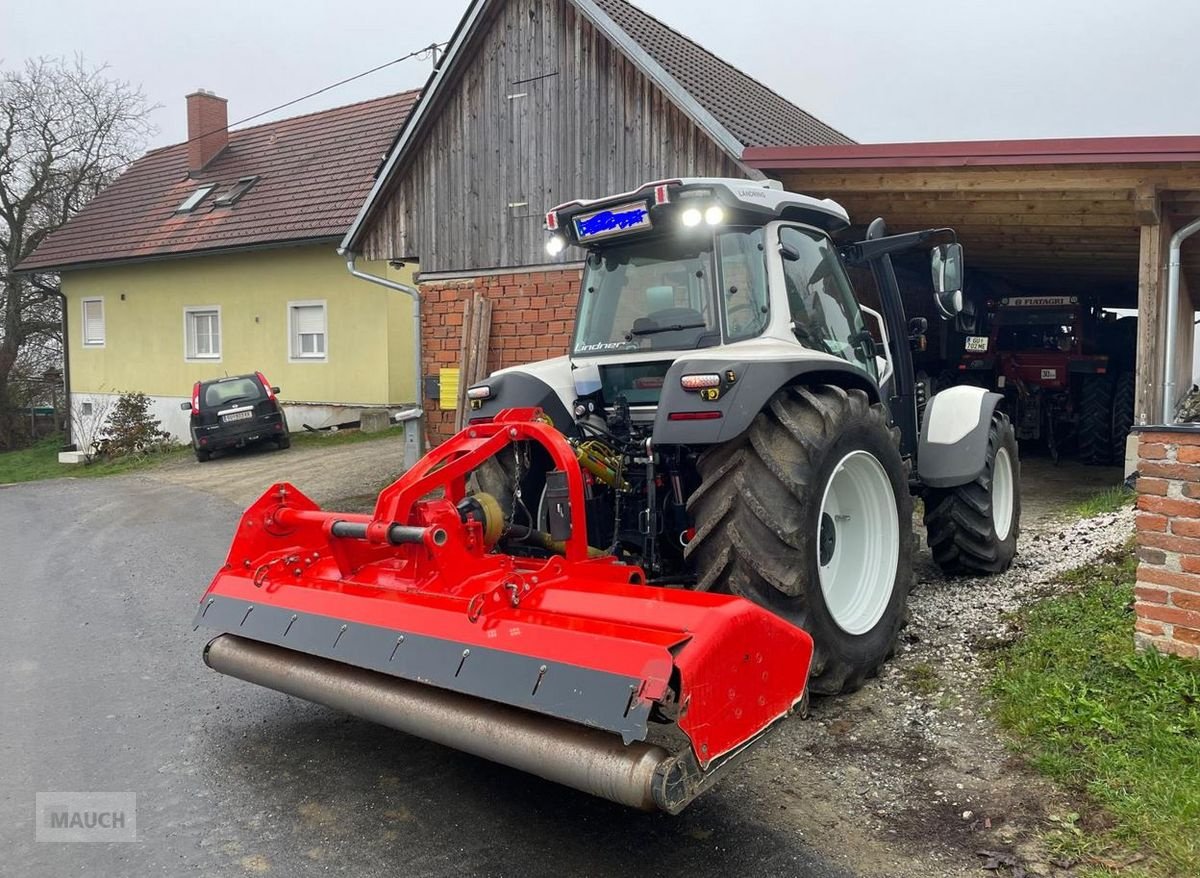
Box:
[1078,374,1113,465]
[923,413,1020,575]
[1111,372,1135,465]
[194,447,211,462]
[685,385,913,696]
[277,433,291,450]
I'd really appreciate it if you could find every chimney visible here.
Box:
[186,89,228,174]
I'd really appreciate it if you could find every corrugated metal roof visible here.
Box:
[588,0,853,148]
[19,90,420,272]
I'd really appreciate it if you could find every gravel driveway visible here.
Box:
[146,433,412,509]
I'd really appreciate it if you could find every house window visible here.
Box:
[81,298,105,346]
[185,307,221,360]
[289,302,327,360]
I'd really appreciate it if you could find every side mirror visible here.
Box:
[930,242,965,318]
[180,401,192,411]
[271,386,281,394]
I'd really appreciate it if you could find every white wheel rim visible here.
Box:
[992,446,1014,542]
[817,450,900,636]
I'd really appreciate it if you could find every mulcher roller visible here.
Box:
[195,408,813,812]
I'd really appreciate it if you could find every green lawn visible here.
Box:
[1067,485,1136,519]
[990,545,1200,877]
[0,426,406,485]
[0,437,189,484]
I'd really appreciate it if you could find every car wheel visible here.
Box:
[195,447,211,462]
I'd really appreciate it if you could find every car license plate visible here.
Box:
[964,336,989,352]
[1040,368,1057,379]
[222,410,253,423]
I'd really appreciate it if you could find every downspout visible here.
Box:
[53,289,72,447]
[344,253,423,450]
[1162,217,1200,423]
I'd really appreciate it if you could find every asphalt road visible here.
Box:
[0,474,851,878]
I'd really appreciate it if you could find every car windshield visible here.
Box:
[203,377,263,409]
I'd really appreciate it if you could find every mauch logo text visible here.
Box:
[36,792,137,843]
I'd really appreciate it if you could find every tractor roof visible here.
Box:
[547,178,851,239]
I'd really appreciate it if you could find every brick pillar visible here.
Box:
[1133,429,1200,658]
[419,267,584,446]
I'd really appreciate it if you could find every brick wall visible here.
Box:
[1133,429,1200,658]
[420,266,583,443]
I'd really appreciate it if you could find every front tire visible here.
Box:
[685,385,913,696]
[923,413,1019,575]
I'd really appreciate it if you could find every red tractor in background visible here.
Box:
[959,295,1136,464]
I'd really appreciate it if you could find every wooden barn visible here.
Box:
[340,0,852,439]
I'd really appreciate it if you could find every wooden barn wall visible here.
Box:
[362,0,743,273]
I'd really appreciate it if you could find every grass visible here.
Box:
[989,545,1200,877]
[0,436,189,484]
[0,425,406,485]
[289,425,407,450]
[1068,485,1136,519]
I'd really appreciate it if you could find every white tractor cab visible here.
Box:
[467,178,1020,695]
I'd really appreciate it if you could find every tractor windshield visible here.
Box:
[995,309,1077,352]
[573,229,767,355]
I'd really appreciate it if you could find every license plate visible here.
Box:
[222,410,253,423]
[1040,368,1057,379]
[964,335,989,352]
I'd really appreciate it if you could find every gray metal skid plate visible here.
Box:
[195,596,654,742]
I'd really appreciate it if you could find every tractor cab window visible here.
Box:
[995,309,1077,352]
[573,236,719,355]
[779,226,876,377]
[719,227,770,341]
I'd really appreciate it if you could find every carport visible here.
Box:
[744,136,1200,426]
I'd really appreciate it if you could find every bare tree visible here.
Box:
[0,56,155,449]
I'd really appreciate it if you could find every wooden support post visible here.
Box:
[453,291,493,432]
[1136,204,1171,425]
[1134,184,1161,226]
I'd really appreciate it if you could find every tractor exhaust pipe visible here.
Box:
[203,635,714,812]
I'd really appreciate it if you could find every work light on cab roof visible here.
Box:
[543,177,852,259]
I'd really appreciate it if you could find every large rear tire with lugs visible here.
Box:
[1078,374,1114,465]
[923,413,1020,575]
[685,385,913,696]
[1111,371,1135,465]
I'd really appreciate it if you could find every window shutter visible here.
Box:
[294,305,324,335]
[83,300,104,344]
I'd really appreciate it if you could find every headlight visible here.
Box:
[681,208,702,227]
[466,385,492,400]
[704,205,725,225]
[545,235,565,256]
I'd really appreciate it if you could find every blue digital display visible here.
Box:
[574,202,651,241]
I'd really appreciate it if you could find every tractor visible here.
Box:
[958,295,1136,464]
[194,178,1021,813]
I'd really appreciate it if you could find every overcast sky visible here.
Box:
[6,0,1200,151]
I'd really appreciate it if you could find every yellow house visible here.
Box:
[19,88,422,445]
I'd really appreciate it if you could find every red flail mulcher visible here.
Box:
[195,409,812,812]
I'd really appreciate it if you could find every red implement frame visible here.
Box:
[196,409,813,767]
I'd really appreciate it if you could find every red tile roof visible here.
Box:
[19,90,421,272]
[589,0,854,148]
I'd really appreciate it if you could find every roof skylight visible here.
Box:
[176,184,216,213]
[213,176,259,207]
